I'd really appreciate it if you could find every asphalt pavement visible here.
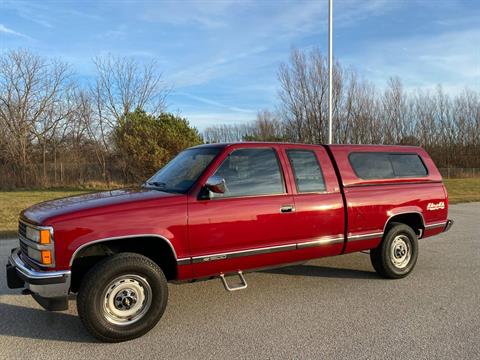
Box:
[0,202,479,359]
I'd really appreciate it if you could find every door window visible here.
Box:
[287,150,326,193]
[212,148,285,198]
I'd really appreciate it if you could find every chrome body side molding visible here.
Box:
[424,221,448,230]
[347,232,384,242]
[296,235,344,249]
[177,257,192,266]
[183,235,345,265]
[191,243,297,264]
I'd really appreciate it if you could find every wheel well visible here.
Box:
[384,213,424,236]
[70,236,177,293]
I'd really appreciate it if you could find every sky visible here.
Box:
[1,0,479,130]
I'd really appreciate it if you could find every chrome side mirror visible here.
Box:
[205,175,225,194]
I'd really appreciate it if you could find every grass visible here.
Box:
[444,178,480,204]
[0,179,478,239]
[0,189,93,238]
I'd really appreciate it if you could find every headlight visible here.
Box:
[27,247,53,265]
[25,226,51,244]
[20,220,55,266]
[27,247,42,262]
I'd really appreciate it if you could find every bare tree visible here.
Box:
[87,55,170,182]
[278,48,349,144]
[1,47,479,188]
[214,47,480,171]
[381,77,410,144]
[92,55,169,127]
[203,123,254,143]
[0,50,73,185]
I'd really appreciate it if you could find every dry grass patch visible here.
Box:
[0,189,93,238]
[444,178,480,204]
[0,179,478,238]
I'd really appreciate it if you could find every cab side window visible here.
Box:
[212,148,285,198]
[287,150,326,193]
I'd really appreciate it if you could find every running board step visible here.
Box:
[219,271,248,292]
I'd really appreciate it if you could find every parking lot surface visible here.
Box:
[0,202,479,359]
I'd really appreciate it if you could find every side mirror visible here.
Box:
[205,175,226,194]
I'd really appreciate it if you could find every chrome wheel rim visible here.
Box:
[390,235,411,269]
[102,274,152,326]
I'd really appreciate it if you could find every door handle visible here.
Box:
[280,205,295,213]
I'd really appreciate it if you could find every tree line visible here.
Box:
[1,48,478,189]
[205,48,480,171]
[0,50,201,189]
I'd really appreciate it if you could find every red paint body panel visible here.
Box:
[17,142,450,282]
[327,145,448,254]
[23,189,190,271]
[279,145,345,259]
[188,194,296,253]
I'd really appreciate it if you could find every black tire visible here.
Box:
[370,222,418,279]
[77,252,168,342]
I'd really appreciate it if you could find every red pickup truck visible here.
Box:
[6,142,453,342]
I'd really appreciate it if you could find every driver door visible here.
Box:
[188,146,296,277]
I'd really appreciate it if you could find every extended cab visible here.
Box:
[6,143,453,342]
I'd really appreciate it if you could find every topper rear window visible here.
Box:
[349,152,428,179]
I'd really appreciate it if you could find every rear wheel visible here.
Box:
[370,222,418,279]
[77,252,168,342]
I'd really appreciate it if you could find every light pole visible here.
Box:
[328,0,333,144]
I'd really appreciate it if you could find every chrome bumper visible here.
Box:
[444,219,454,232]
[7,248,71,310]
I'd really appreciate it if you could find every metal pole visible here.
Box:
[328,0,333,144]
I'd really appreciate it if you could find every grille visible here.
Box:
[18,221,27,239]
[20,241,29,256]
[18,221,33,263]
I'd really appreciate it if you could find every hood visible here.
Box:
[22,188,180,224]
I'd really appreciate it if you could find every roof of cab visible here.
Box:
[190,142,422,152]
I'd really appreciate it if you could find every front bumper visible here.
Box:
[6,248,71,311]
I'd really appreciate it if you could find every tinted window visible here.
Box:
[349,152,427,179]
[287,150,326,192]
[212,148,285,198]
[390,154,428,177]
[145,147,220,193]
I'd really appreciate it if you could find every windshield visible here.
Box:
[144,147,221,193]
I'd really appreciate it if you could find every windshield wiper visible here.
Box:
[144,181,181,194]
[146,181,167,188]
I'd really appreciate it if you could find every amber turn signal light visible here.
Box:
[41,250,52,265]
[39,229,51,244]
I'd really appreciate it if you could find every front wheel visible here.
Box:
[77,253,168,342]
[370,222,418,279]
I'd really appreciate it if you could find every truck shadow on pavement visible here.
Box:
[261,264,380,279]
[0,263,377,343]
[0,302,95,343]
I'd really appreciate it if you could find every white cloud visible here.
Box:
[345,27,480,92]
[175,92,255,114]
[0,24,31,40]
[181,111,256,131]
[3,0,101,29]
[158,0,402,89]
[141,0,238,28]
[167,46,268,87]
